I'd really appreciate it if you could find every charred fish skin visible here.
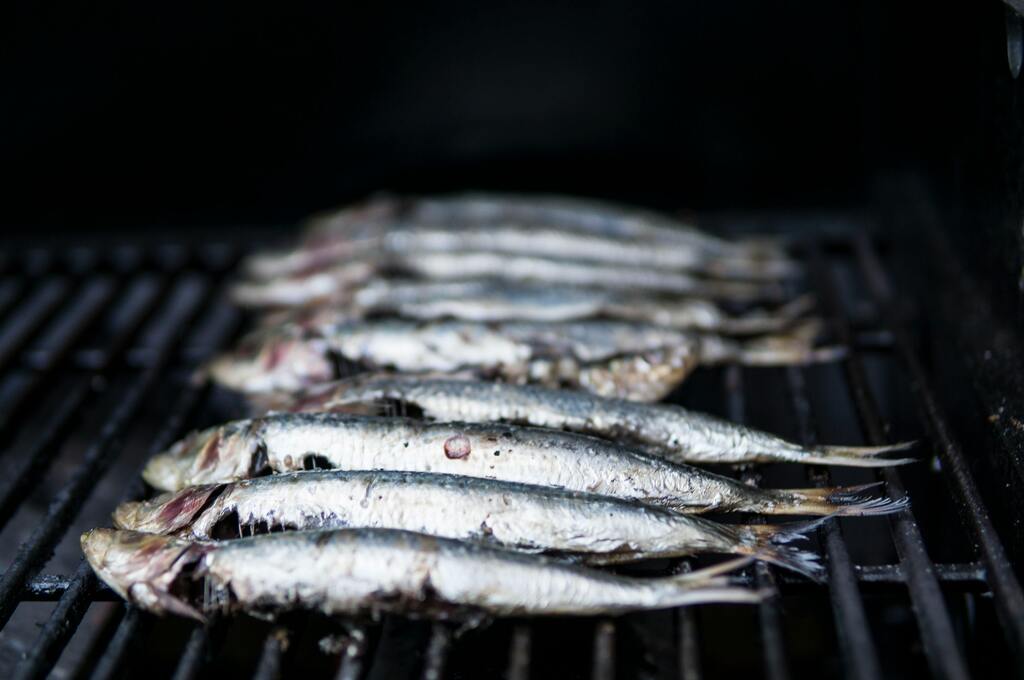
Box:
[258,375,915,468]
[81,528,764,622]
[142,413,908,518]
[113,470,823,579]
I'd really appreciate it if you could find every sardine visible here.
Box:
[303,193,785,260]
[255,281,815,335]
[204,318,843,399]
[141,413,906,517]
[233,253,785,308]
[244,224,799,284]
[255,374,915,467]
[114,469,823,579]
[81,527,765,622]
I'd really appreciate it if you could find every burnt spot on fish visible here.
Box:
[443,435,471,460]
[303,455,333,471]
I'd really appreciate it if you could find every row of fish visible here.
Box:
[84,193,913,623]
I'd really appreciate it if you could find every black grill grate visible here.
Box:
[0,227,1020,679]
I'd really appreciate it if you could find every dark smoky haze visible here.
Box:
[1,1,991,235]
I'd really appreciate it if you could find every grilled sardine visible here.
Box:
[255,374,914,467]
[116,470,825,578]
[253,281,815,335]
[141,413,906,517]
[82,528,764,622]
[204,319,843,399]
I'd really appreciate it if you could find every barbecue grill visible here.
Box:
[5,2,1024,678]
[0,191,1019,679]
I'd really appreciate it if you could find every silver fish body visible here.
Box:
[304,193,780,258]
[204,318,840,399]
[259,375,915,468]
[81,528,763,621]
[234,253,782,308]
[113,470,823,577]
[337,280,813,334]
[245,224,798,284]
[141,413,905,518]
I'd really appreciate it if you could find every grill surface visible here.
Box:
[0,221,1021,679]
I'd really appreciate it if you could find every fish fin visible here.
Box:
[734,520,826,582]
[658,556,766,606]
[758,483,908,517]
[798,440,917,467]
[674,555,756,583]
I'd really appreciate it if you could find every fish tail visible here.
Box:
[718,294,817,335]
[798,441,917,467]
[703,254,805,282]
[665,585,769,607]
[722,319,847,366]
[697,279,786,303]
[754,482,909,517]
[657,556,765,606]
[733,520,826,582]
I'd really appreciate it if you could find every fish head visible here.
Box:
[81,528,209,620]
[113,484,223,534]
[204,329,335,394]
[143,422,264,491]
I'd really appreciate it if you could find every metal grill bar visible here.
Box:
[810,244,971,680]
[0,275,214,632]
[14,363,233,679]
[725,365,791,680]
[252,629,287,680]
[591,620,615,680]
[853,234,1024,663]
[786,365,883,680]
[89,606,145,680]
[0,278,115,440]
[0,279,70,375]
[18,559,989,603]
[12,561,99,680]
[333,627,369,680]
[674,559,703,680]
[505,624,531,680]
[422,624,452,680]
[0,281,26,325]
[0,274,176,533]
[171,622,215,680]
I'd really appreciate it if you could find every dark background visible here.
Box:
[2,1,1005,231]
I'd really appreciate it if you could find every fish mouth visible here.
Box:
[81,529,209,621]
[143,424,265,492]
[206,334,335,394]
[142,428,214,492]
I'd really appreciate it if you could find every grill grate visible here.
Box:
[0,226,1020,679]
